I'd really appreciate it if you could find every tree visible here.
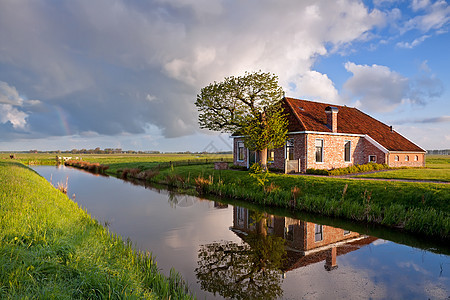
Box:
[195,71,288,169]
[195,221,286,299]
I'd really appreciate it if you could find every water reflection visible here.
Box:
[196,206,378,299]
[196,211,286,299]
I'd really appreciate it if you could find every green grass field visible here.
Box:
[0,161,194,299]
[1,152,232,174]
[354,155,450,182]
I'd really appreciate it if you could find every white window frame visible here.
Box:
[267,149,275,163]
[344,140,351,162]
[315,139,324,163]
[314,224,323,242]
[286,138,294,161]
[394,155,399,161]
[369,155,377,163]
[414,155,419,161]
[237,142,245,162]
[405,155,409,161]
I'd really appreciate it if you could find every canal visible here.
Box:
[33,165,450,299]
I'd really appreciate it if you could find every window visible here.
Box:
[343,230,351,235]
[414,155,419,161]
[344,140,351,162]
[394,155,399,161]
[237,142,245,161]
[315,139,324,163]
[369,155,377,163]
[267,149,275,163]
[315,224,323,242]
[237,207,245,226]
[285,224,294,241]
[405,155,409,161]
[286,139,294,160]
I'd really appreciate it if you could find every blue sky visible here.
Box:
[0,0,449,152]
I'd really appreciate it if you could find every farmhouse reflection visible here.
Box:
[196,206,377,299]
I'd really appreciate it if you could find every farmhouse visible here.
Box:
[233,97,426,173]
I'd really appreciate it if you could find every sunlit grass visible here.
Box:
[355,155,450,182]
[0,161,194,299]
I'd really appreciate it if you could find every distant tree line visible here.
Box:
[427,149,450,155]
[7,149,233,155]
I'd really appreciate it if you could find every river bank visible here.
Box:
[0,161,194,299]
[114,163,449,240]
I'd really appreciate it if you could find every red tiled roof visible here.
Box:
[283,97,425,152]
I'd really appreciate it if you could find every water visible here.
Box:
[33,165,450,299]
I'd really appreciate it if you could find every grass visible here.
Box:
[2,153,232,174]
[355,155,450,182]
[0,161,194,299]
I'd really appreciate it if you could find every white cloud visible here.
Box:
[396,34,431,48]
[411,0,431,11]
[0,81,24,106]
[343,62,443,112]
[290,71,340,103]
[404,0,450,33]
[0,104,28,129]
[343,62,409,112]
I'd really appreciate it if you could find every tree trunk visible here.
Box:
[256,148,268,171]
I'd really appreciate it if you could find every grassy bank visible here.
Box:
[0,161,194,299]
[119,163,449,240]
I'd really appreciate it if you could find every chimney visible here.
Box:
[325,106,339,133]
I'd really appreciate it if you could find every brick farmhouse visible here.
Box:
[233,97,426,173]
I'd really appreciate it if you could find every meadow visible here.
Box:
[0,161,194,299]
[354,155,450,182]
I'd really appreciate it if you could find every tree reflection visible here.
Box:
[195,214,286,299]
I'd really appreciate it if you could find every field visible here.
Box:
[354,155,450,182]
[1,152,232,173]
[0,161,194,299]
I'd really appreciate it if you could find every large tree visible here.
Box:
[195,71,288,169]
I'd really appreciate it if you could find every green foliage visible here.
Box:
[241,105,288,152]
[195,71,288,166]
[306,163,390,176]
[195,71,284,133]
[249,163,269,187]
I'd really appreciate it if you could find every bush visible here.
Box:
[306,163,390,176]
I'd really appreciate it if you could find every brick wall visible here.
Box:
[306,134,365,170]
[304,223,360,251]
[361,139,387,165]
[388,153,425,167]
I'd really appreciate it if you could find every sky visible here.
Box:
[0,0,449,152]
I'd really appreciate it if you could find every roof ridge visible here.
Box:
[284,97,308,131]
[285,97,349,109]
